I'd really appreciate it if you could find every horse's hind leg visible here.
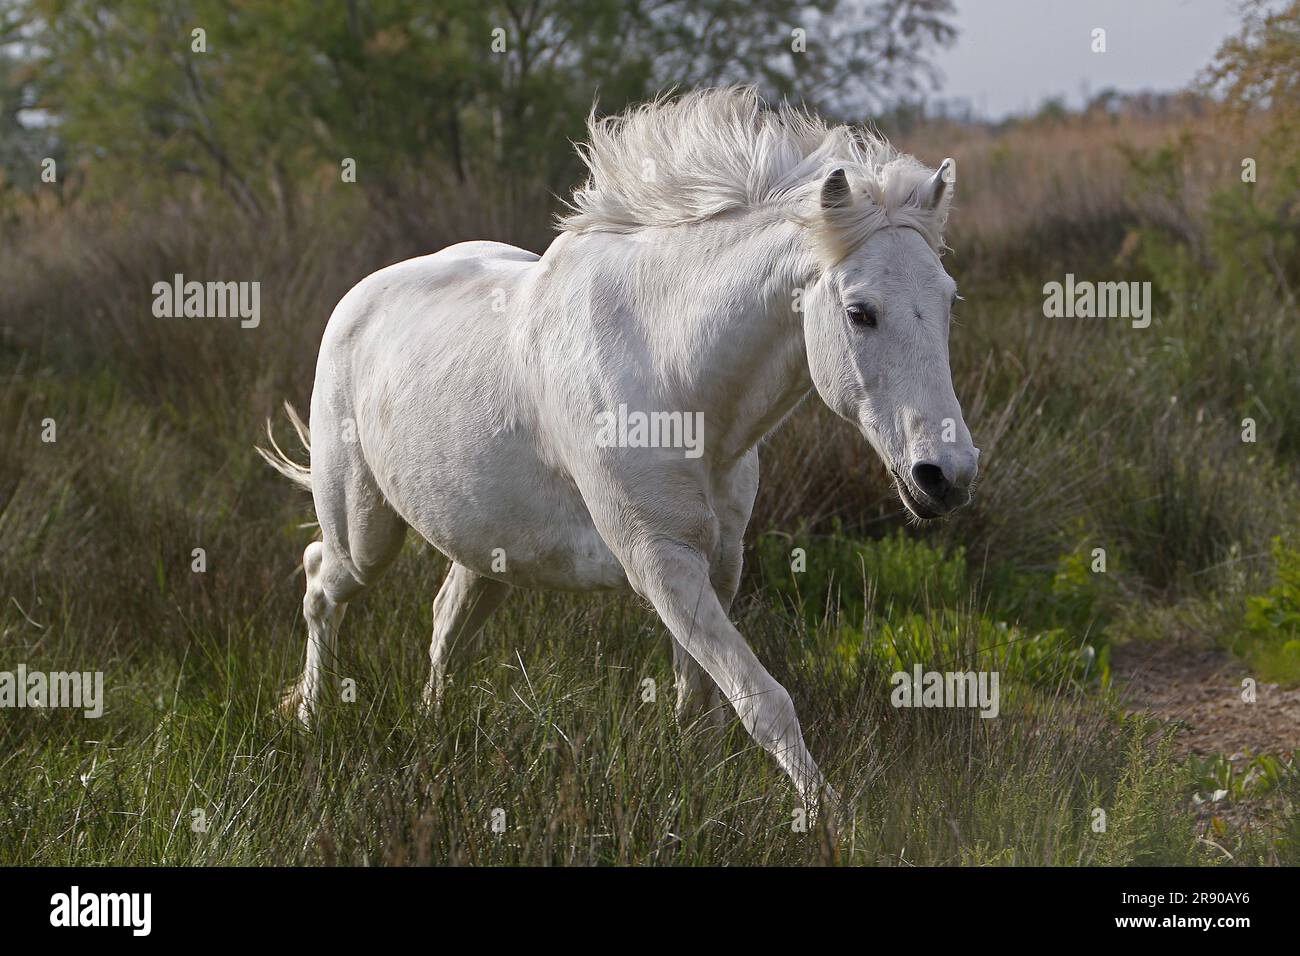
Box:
[281,500,407,726]
[421,563,511,712]
[280,540,347,724]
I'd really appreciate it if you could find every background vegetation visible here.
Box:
[0,0,1297,864]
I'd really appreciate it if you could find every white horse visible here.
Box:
[260,88,979,812]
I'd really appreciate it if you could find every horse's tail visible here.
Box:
[257,400,312,491]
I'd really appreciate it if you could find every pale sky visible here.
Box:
[931,0,1247,118]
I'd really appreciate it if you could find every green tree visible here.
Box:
[2,0,956,218]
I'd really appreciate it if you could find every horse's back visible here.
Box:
[314,238,544,442]
[323,241,535,336]
[314,240,544,399]
[439,240,540,264]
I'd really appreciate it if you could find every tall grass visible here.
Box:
[1,109,1297,865]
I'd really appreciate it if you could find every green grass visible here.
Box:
[0,479,1284,864]
[0,537,1212,866]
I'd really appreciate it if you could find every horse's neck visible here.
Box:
[638,215,816,464]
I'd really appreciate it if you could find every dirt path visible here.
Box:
[1111,639,1300,760]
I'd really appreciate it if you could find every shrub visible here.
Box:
[1233,537,1300,683]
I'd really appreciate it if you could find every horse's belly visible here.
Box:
[368,422,628,592]
[404,472,630,592]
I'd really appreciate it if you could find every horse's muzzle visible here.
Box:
[891,464,975,520]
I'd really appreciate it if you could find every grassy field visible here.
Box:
[1,106,1298,865]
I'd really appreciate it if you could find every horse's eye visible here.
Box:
[846,303,877,328]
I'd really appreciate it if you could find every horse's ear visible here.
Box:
[820,168,851,210]
[919,158,956,209]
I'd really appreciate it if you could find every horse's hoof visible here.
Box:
[278,683,310,728]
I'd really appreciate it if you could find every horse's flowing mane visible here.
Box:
[558,87,952,260]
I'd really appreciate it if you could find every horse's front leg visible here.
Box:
[670,635,725,729]
[669,537,739,731]
[671,451,758,732]
[630,538,834,814]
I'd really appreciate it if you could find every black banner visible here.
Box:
[0,866,1283,942]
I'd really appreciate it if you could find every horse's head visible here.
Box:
[801,160,978,520]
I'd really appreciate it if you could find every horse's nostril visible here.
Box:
[911,462,950,502]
